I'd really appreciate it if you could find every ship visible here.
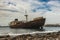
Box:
[9,11,45,30]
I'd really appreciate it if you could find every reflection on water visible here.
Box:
[0,27,60,34]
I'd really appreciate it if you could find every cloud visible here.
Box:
[0,8,19,12]
[0,0,60,25]
[31,3,52,12]
[38,0,50,2]
[30,0,60,24]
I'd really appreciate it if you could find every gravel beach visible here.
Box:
[0,31,60,40]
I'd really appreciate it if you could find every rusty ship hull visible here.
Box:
[10,18,45,30]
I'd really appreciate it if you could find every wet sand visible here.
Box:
[0,31,60,40]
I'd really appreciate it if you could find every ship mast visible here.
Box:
[24,10,28,22]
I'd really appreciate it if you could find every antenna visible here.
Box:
[24,10,28,22]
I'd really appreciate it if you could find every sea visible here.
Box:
[0,26,60,35]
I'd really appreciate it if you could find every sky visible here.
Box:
[0,0,60,26]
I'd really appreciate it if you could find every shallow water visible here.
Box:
[0,26,60,34]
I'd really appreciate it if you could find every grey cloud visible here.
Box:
[0,8,19,12]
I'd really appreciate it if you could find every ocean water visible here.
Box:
[0,26,60,35]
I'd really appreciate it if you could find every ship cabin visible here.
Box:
[10,19,24,26]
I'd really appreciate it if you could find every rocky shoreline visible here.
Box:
[0,31,60,40]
